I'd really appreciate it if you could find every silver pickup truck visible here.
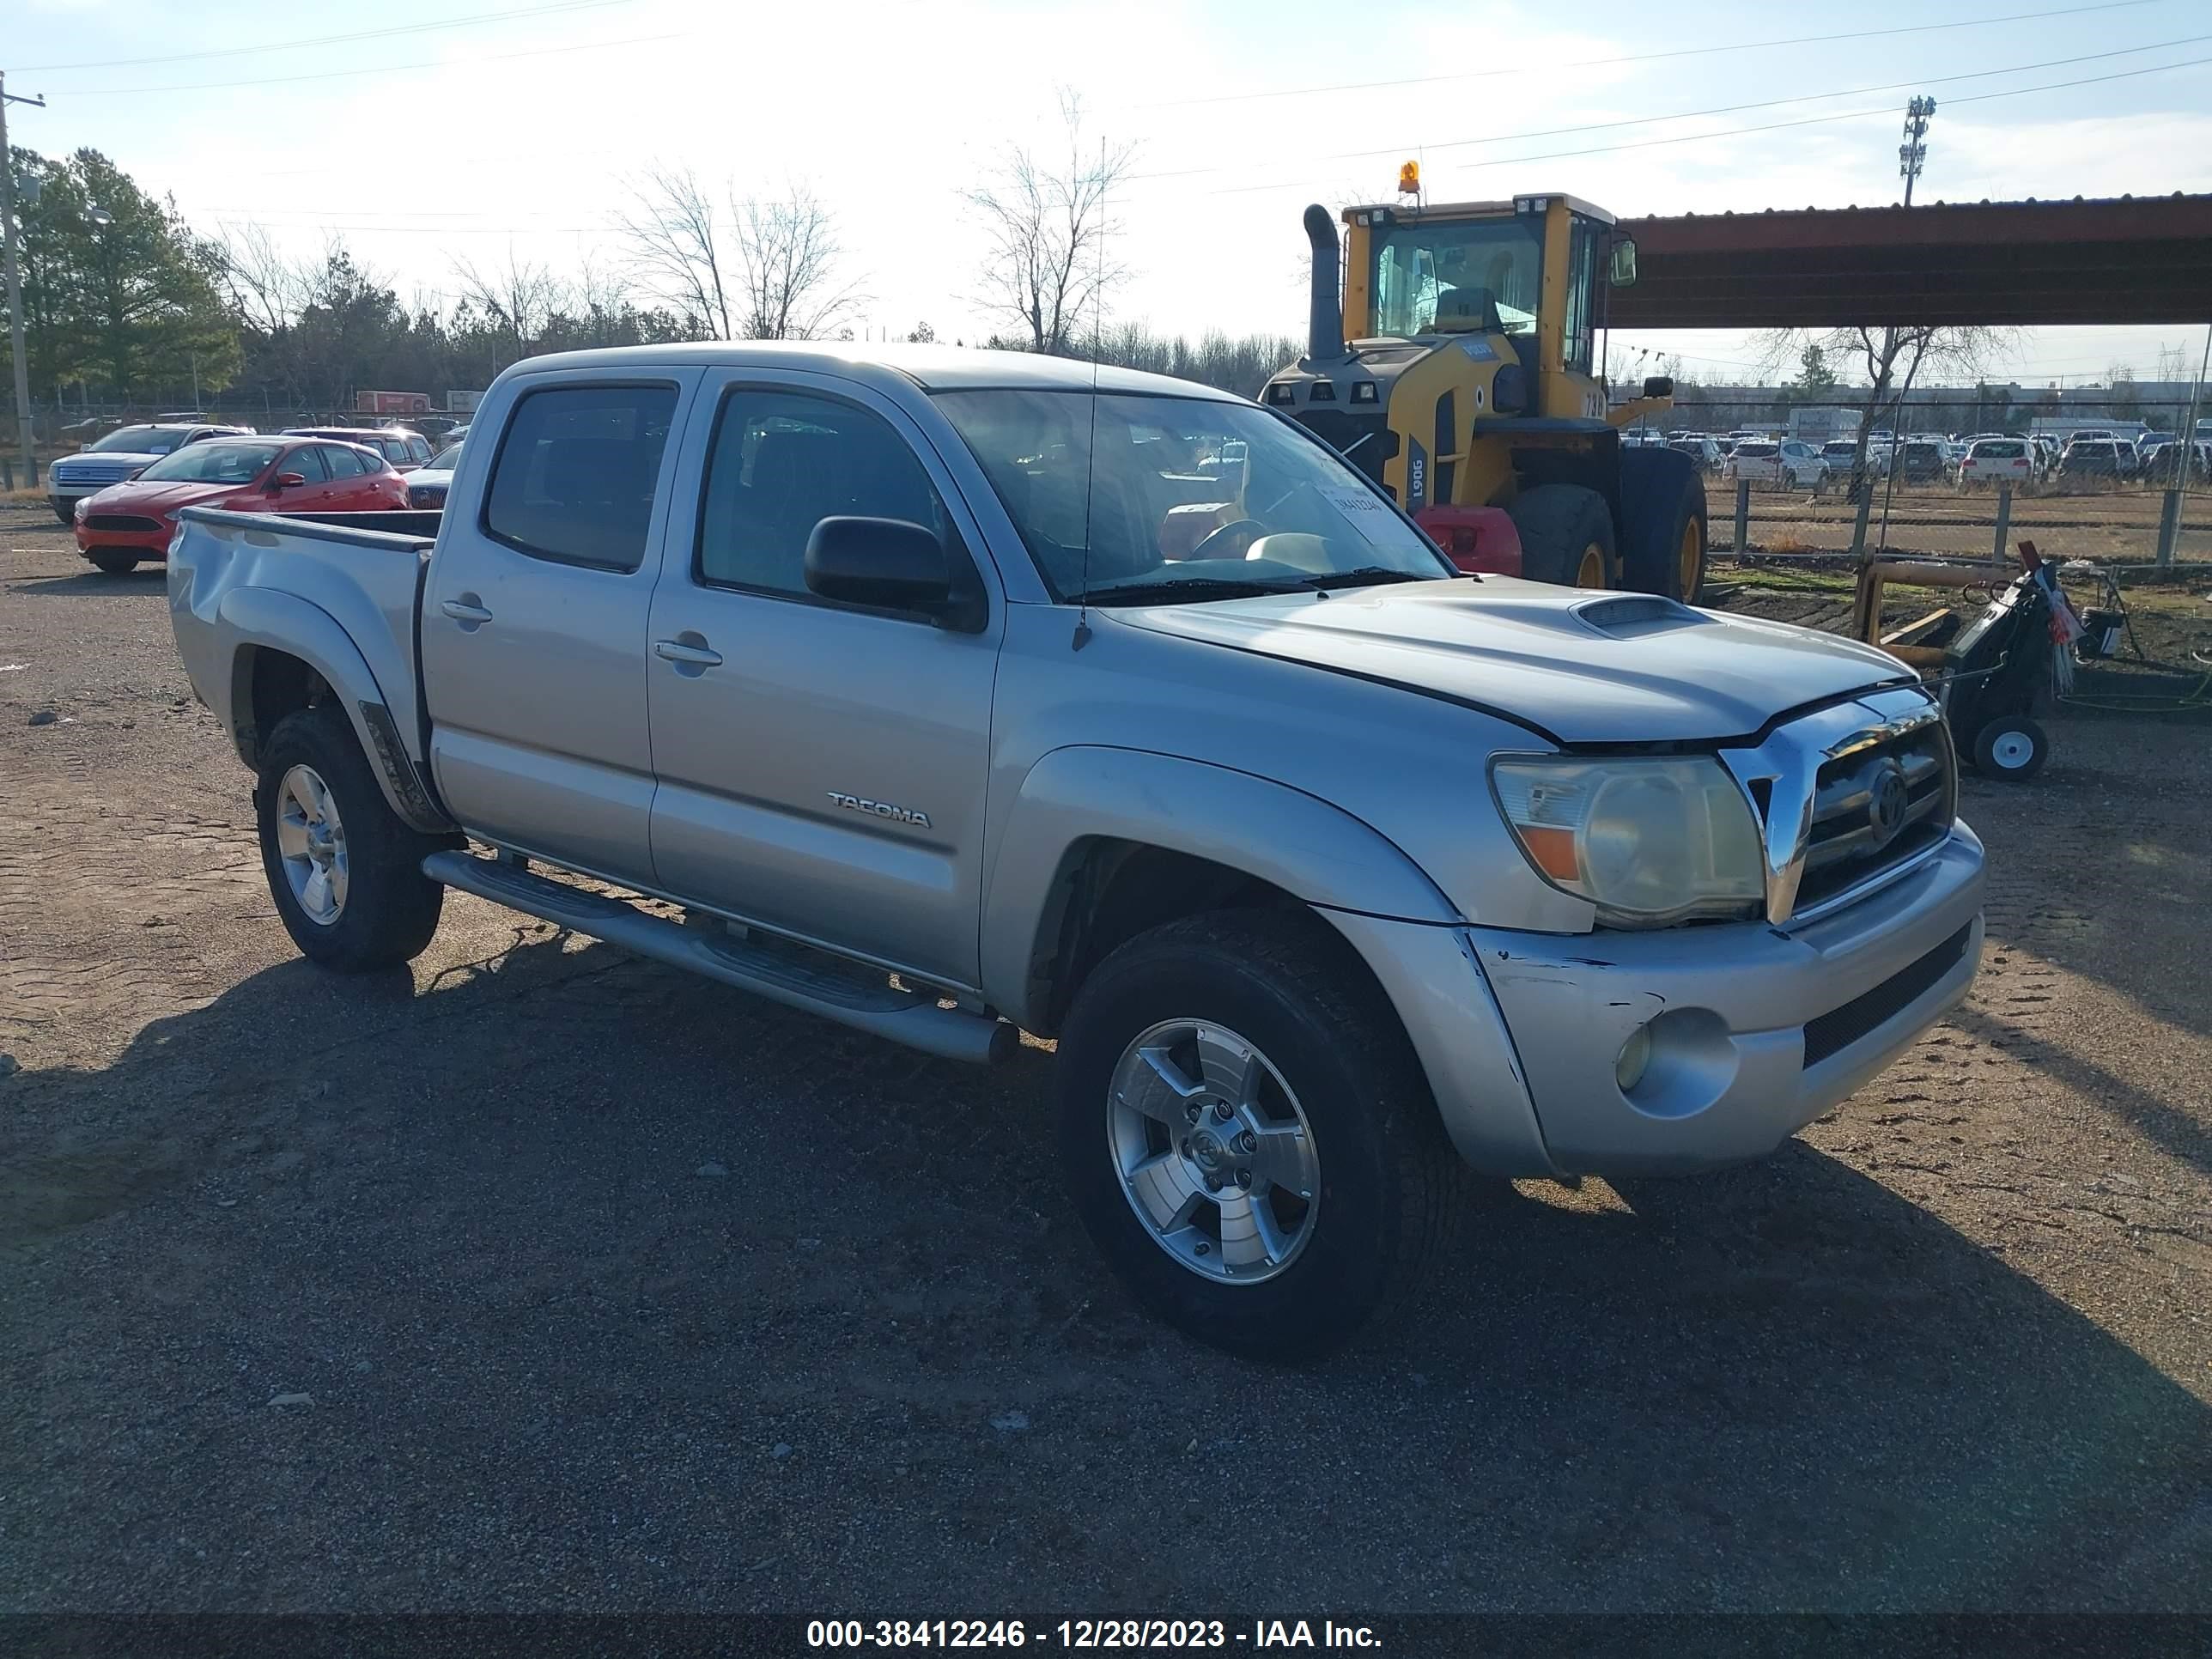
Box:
[167,343,1984,1358]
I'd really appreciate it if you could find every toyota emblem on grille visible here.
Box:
[1868,763,1910,848]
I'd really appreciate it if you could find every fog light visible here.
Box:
[1614,1024,1653,1092]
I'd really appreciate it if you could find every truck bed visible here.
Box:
[169,505,440,780]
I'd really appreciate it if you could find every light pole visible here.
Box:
[2,70,47,489]
[1899,96,1936,207]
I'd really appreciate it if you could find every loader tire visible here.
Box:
[1508,484,1616,589]
[1619,444,1709,602]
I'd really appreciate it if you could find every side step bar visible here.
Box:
[422,849,1017,1066]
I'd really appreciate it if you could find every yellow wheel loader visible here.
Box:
[1263,189,1707,599]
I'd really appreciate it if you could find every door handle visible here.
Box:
[653,638,724,669]
[441,597,493,625]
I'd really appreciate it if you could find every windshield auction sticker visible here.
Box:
[1318,487,1394,544]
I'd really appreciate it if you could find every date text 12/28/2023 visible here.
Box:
[805,1620,1382,1649]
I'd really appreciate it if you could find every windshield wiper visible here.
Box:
[1076,576,1300,606]
[1295,566,1443,591]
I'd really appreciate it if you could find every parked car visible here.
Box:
[164,343,1986,1358]
[405,442,463,509]
[73,435,407,576]
[46,422,252,524]
[2058,438,2136,482]
[1667,435,1722,471]
[1896,440,1951,484]
[2139,439,2209,484]
[1819,439,1891,480]
[1956,438,2037,489]
[283,425,435,471]
[1725,438,1827,489]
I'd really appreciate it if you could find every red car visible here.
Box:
[75,435,410,575]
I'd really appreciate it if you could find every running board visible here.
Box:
[421,849,1016,1066]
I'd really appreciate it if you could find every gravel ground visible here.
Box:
[2,505,2208,1617]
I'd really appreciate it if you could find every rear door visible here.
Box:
[641,370,1002,988]
[420,368,702,883]
[315,444,382,509]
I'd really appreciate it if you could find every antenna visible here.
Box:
[1073,131,1108,651]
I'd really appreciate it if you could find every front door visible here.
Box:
[643,372,1002,990]
[420,369,701,883]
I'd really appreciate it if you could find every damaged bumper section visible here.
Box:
[1334,823,1985,1181]
[1474,823,1985,1176]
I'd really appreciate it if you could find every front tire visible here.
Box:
[255,704,451,970]
[1055,910,1466,1361]
[86,551,140,576]
[1618,446,1709,601]
[1508,483,1617,589]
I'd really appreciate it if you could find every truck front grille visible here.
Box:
[1794,720,1954,913]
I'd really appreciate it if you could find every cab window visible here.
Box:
[483,382,678,572]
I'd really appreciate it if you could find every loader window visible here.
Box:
[1371,219,1540,339]
[1562,215,1600,376]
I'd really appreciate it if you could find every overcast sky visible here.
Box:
[10,0,2212,389]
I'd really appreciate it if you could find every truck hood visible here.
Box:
[1114,577,1917,744]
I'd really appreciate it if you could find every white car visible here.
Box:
[1956,438,2038,489]
[1726,439,1827,489]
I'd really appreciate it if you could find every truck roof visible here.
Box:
[492,342,1245,402]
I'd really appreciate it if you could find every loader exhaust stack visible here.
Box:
[1303,204,1345,363]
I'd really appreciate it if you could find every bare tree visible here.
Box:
[966,92,1135,355]
[214,224,317,403]
[1758,323,2011,553]
[616,167,732,341]
[451,248,565,368]
[733,185,864,341]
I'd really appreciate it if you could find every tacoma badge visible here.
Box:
[826,792,931,829]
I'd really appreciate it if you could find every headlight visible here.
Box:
[73,497,89,521]
[1491,756,1765,927]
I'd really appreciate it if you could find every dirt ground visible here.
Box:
[3,505,2209,1618]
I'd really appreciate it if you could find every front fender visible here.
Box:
[216,586,444,832]
[980,744,1461,1028]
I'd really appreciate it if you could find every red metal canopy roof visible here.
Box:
[1608,194,2212,329]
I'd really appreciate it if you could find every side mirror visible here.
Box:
[1642,375,1674,399]
[269,471,307,491]
[805,516,975,626]
[1608,236,1639,288]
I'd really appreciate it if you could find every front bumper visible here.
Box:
[1334,823,1985,1179]
[76,520,175,558]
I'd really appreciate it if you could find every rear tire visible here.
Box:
[255,703,452,970]
[87,551,140,576]
[1618,446,1709,602]
[1508,483,1616,589]
[1055,909,1467,1361]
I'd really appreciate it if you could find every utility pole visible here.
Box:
[1851,96,1937,559]
[2,70,47,490]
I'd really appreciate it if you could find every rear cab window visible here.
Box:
[483,382,679,571]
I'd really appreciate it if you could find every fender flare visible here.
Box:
[980,745,1460,1028]
[218,586,449,833]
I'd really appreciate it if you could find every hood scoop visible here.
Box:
[1571,595,1705,637]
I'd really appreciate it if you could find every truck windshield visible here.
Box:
[933,389,1452,605]
[1371,217,1540,338]
[88,425,191,455]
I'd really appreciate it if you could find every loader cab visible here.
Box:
[1344,194,1618,415]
